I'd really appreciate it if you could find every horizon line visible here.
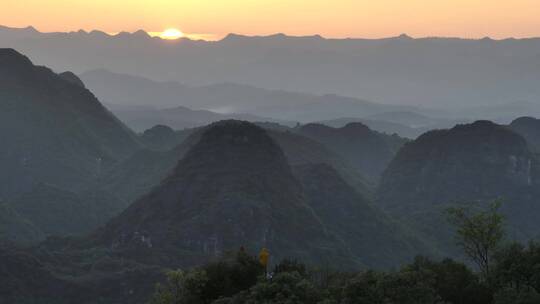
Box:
[2,24,540,42]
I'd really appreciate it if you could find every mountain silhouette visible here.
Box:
[0,49,140,200]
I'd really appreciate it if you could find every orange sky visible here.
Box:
[2,0,540,39]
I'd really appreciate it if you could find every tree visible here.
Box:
[148,250,263,304]
[446,200,504,279]
[221,271,323,304]
[272,258,307,277]
[149,269,208,304]
[492,241,540,300]
[408,256,492,304]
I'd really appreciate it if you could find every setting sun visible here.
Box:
[160,28,184,40]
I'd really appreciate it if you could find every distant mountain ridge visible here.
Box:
[2,24,540,111]
[80,69,415,127]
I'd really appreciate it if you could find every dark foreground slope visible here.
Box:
[378,120,540,254]
[0,243,162,304]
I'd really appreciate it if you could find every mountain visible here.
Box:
[0,49,143,244]
[0,117,427,300]
[80,69,317,112]
[0,203,43,244]
[0,49,140,200]
[318,117,423,138]
[377,120,540,254]
[268,129,372,195]
[94,123,373,206]
[2,26,540,111]
[366,111,443,128]
[293,163,431,268]
[97,121,358,267]
[81,69,414,126]
[9,183,122,238]
[106,102,289,132]
[296,123,408,182]
[93,120,427,269]
[0,245,73,301]
[318,112,471,139]
[59,71,86,88]
[509,116,540,152]
[139,125,190,151]
[0,242,163,304]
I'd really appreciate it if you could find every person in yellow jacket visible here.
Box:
[259,247,270,274]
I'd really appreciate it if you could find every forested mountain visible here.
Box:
[98,121,355,267]
[0,203,43,244]
[377,120,540,254]
[293,163,430,268]
[94,122,375,206]
[10,183,122,237]
[296,123,408,182]
[0,48,140,242]
[94,121,425,269]
[0,48,139,199]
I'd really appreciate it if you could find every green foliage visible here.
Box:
[446,200,505,279]
[491,241,540,301]
[340,271,385,304]
[149,269,209,304]
[148,253,500,304]
[149,251,264,304]
[221,271,322,304]
[273,259,307,277]
[200,251,264,302]
[407,256,492,304]
[493,287,540,304]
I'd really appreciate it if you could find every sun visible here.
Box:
[160,28,184,40]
